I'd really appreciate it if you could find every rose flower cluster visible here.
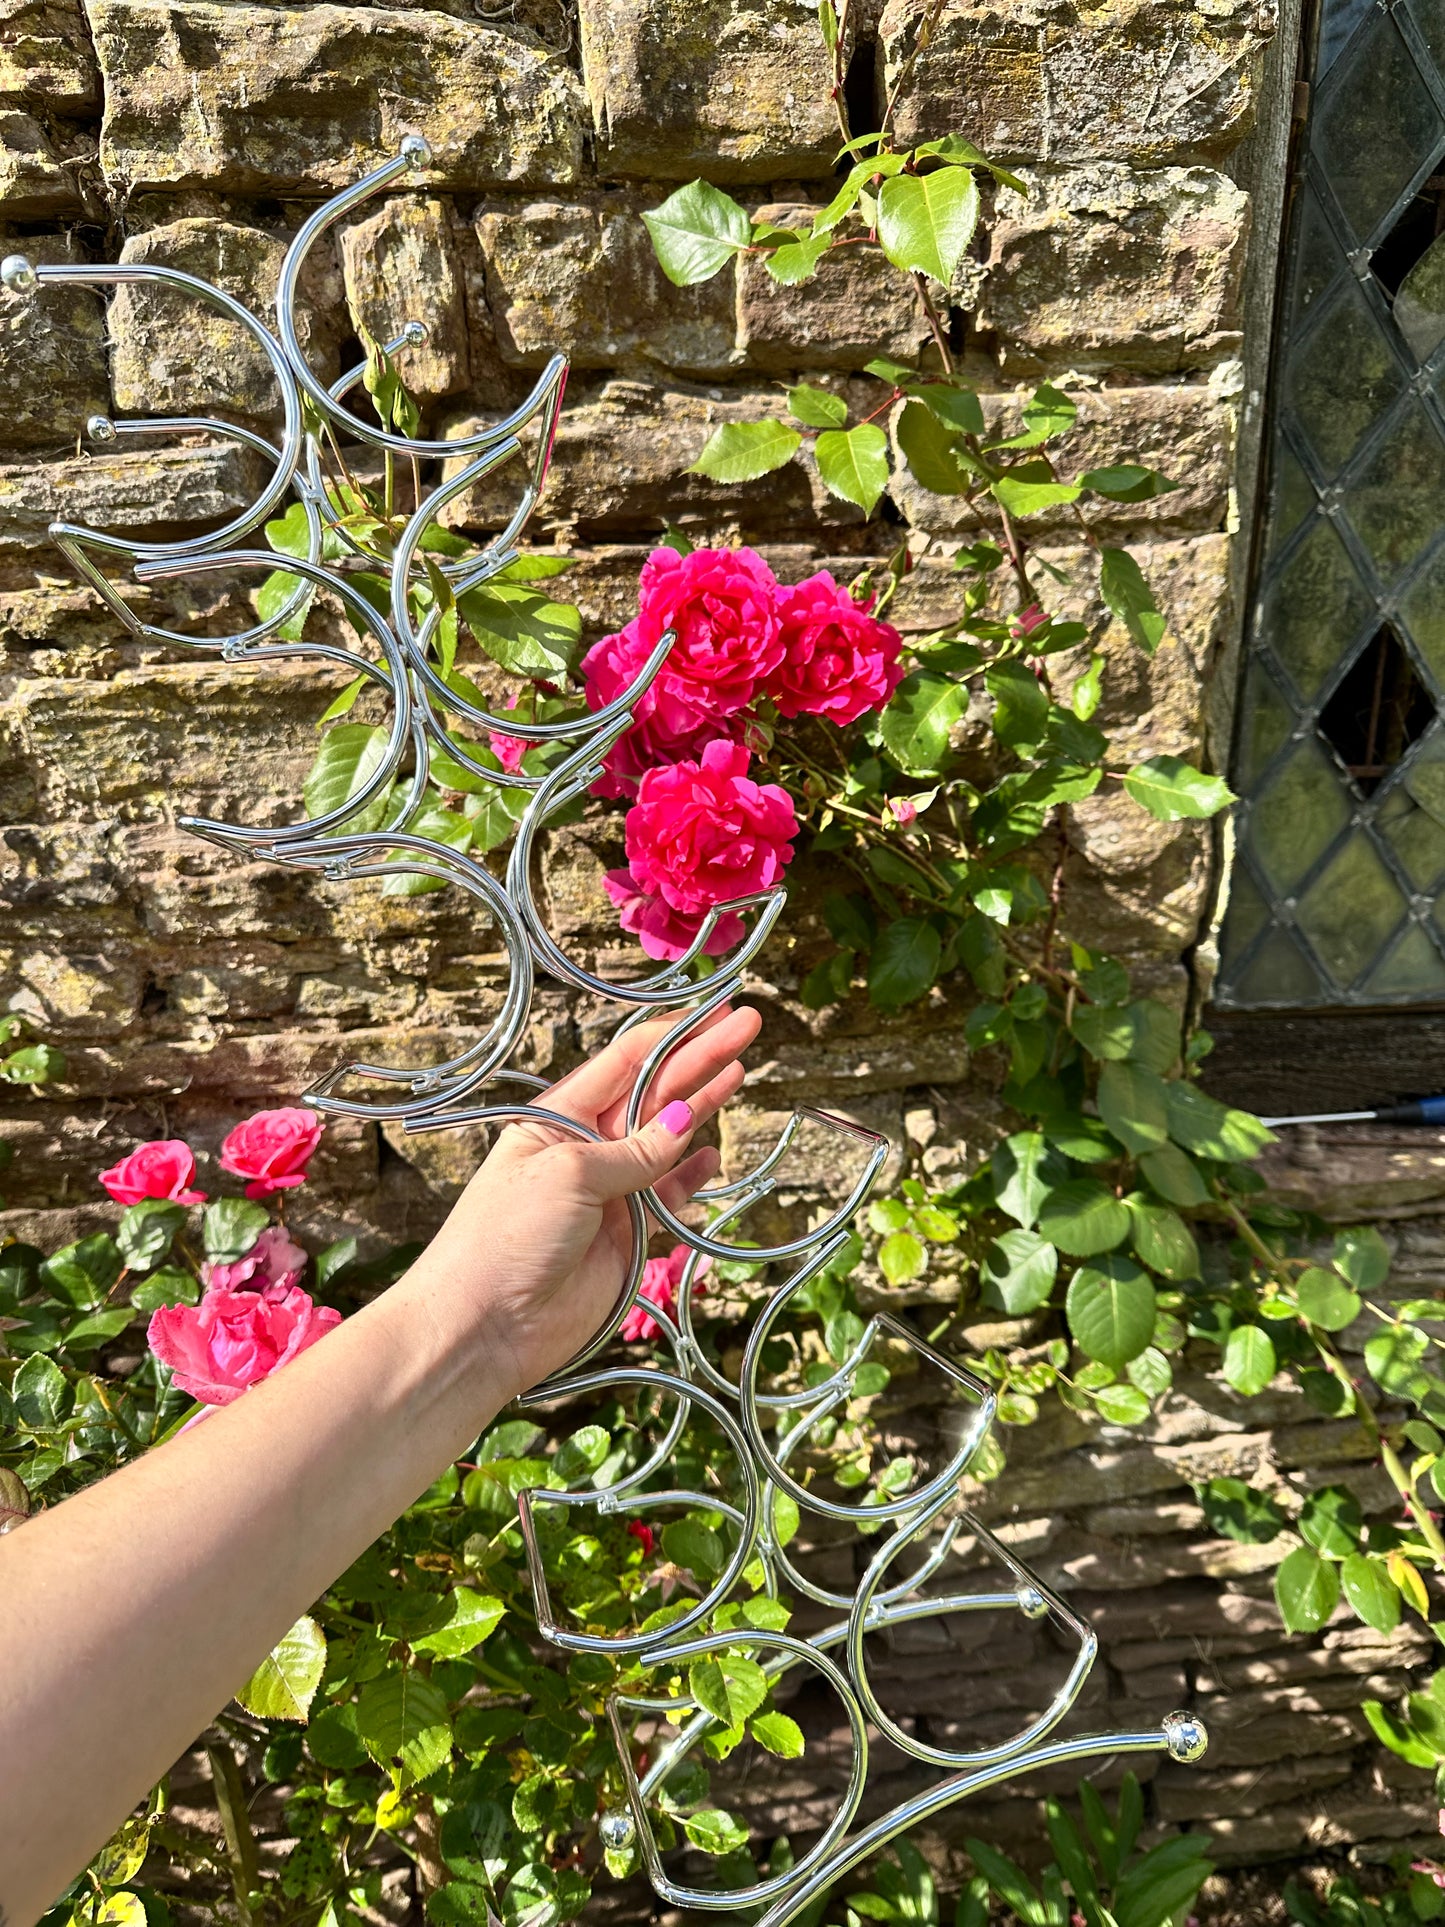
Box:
[581,546,903,961]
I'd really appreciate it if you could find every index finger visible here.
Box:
[541,1000,743,1125]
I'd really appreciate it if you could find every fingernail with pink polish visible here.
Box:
[659,1100,693,1135]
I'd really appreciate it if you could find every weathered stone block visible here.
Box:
[976,165,1250,374]
[879,0,1275,165]
[0,445,257,550]
[339,196,470,400]
[475,194,736,374]
[89,1,585,194]
[737,202,930,374]
[0,0,100,110]
[0,231,107,449]
[890,383,1234,537]
[577,0,835,182]
[0,110,84,216]
[109,220,343,422]
[439,379,861,534]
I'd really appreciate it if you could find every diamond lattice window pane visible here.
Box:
[1295,832,1410,988]
[1218,862,1271,969]
[1234,660,1297,789]
[1228,927,1326,1006]
[1409,0,1445,77]
[1362,920,1445,995]
[1288,277,1407,476]
[1345,409,1445,581]
[1314,10,1444,244]
[1263,445,1317,553]
[1377,782,1445,889]
[1318,624,1435,792]
[1246,739,1354,897]
[1287,186,1349,329]
[1257,514,1375,700]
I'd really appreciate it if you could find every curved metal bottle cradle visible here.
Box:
[4,141,1209,1913]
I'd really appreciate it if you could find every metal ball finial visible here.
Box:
[598,1808,636,1852]
[86,415,117,444]
[1162,1710,1208,1764]
[400,134,432,170]
[1016,1583,1048,1620]
[1,254,36,294]
[402,319,429,345]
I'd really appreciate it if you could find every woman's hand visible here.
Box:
[417,1001,762,1402]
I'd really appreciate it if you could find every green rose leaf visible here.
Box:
[411,1589,506,1658]
[1,1042,65,1085]
[1196,1476,1288,1545]
[684,1808,752,1856]
[1138,1144,1212,1208]
[749,1709,805,1759]
[1365,1324,1430,1400]
[815,421,890,512]
[879,1230,927,1284]
[1099,546,1166,655]
[1222,1323,1277,1396]
[867,917,942,1010]
[1126,1197,1200,1280]
[980,1229,1058,1314]
[689,1654,769,1729]
[991,1131,1068,1230]
[642,179,751,284]
[1093,1383,1151,1425]
[236,1613,327,1722]
[985,660,1049,750]
[12,1353,72,1431]
[456,582,581,679]
[662,1516,726,1577]
[687,419,803,484]
[788,382,848,428]
[896,397,969,495]
[1333,1225,1390,1292]
[1274,1545,1340,1635]
[1164,1083,1273,1162]
[356,1669,453,1786]
[1124,754,1235,824]
[1039,1181,1132,1257]
[1097,1060,1171,1156]
[1299,1485,1363,1560]
[1080,464,1178,501]
[202,1196,271,1263]
[880,668,970,775]
[40,1233,122,1308]
[117,1199,188,1273]
[991,461,1083,518]
[764,232,830,284]
[129,1266,200,1313]
[1065,1255,1157,1370]
[302,722,394,834]
[1296,1267,1362,1332]
[876,166,980,283]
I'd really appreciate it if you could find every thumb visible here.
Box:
[569,1099,696,1204]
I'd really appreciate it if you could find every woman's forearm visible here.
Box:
[0,1252,514,1923]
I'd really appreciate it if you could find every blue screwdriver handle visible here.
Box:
[1380,1096,1445,1123]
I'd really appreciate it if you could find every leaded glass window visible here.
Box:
[1217,0,1445,1008]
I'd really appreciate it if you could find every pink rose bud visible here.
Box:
[219,1106,324,1201]
[201,1222,309,1294]
[627,1520,656,1557]
[148,1281,341,1406]
[98,1138,207,1206]
[889,797,918,827]
[1014,602,1047,636]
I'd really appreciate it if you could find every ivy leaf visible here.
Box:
[815,422,890,512]
[1222,1323,1277,1396]
[981,1229,1058,1313]
[302,722,394,833]
[642,179,751,284]
[896,398,969,495]
[1100,546,1166,654]
[876,166,981,283]
[879,669,969,775]
[788,382,847,428]
[749,1710,805,1758]
[689,1655,769,1729]
[1039,1181,1132,1258]
[236,1614,326,1722]
[688,419,802,484]
[356,1669,453,1786]
[1065,1256,1157,1370]
[1274,1545,1340,1635]
[1342,1553,1400,1633]
[1124,756,1235,823]
[1296,1267,1362,1332]
[1097,1061,1171,1156]
[868,918,942,1009]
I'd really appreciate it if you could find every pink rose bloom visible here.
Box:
[621,1245,709,1343]
[624,741,797,921]
[888,797,918,827]
[147,1281,341,1406]
[583,546,783,794]
[603,866,745,964]
[488,692,529,777]
[99,1138,206,1207]
[765,572,904,726]
[201,1222,308,1294]
[219,1107,324,1200]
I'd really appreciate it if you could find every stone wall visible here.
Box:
[2,0,1439,1906]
